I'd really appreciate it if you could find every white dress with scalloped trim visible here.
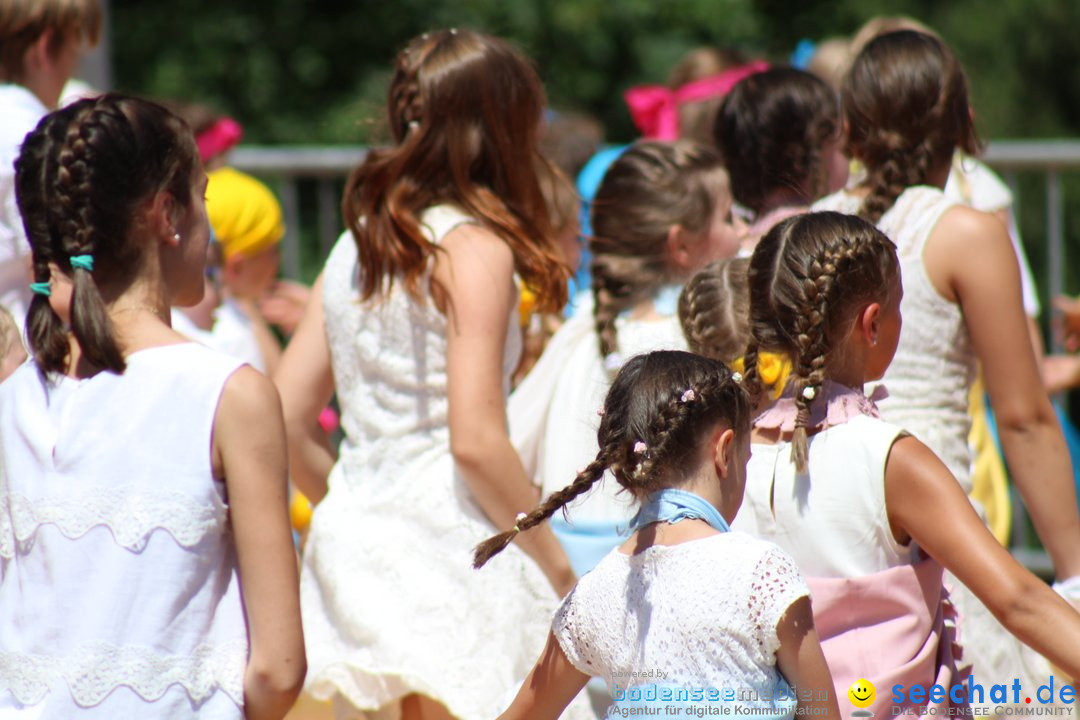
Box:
[302,205,593,720]
[0,343,248,718]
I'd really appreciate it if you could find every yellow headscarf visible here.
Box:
[206,167,285,260]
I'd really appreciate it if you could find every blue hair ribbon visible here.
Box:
[69,254,94,271]
[29,281,51,297]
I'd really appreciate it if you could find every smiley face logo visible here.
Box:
[848,679,876,709]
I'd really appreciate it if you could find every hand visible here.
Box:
[260,280,311,335]
[1042,354,1080,394]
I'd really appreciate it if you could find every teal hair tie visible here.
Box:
[70,254,94,271]
[29,281,51,297]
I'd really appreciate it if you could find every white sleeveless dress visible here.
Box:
[301,205,592,720]
[811,188,1064,706]
[0,343,248,718]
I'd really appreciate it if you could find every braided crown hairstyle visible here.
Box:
[590,140,729,366]
[474,349,750,568]
[844,30,981,224]
[745,212,898,473]
[678,257,750,364]
[15,93,200,376]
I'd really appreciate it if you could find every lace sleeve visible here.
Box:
[749,545,810,659]
[551,585,598,677]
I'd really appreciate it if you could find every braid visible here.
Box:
[473,455,609,568]
[474,350,751,570]
[789,252,834,473]
[16,108,74,376]
[678,258,750,364]
[591,257,636,366]
[53,104,130,374]
[857,137,935,224]
[629,372,732,490]
[741,341,764,407]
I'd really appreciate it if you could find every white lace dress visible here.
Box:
[0,343,248,718]
[553,532,808,717]
[301,205,592,720]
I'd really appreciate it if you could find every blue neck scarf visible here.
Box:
[629,488,731,533]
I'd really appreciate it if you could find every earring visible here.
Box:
[173,232,181,242]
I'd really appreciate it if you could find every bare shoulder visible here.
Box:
[439,221,513,262]
[217,365,283,425]
[932,204,1010,251]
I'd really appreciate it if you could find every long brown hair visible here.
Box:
[16,93,200,376]
[589,140,729,365]
[745,212,898,472]
[844,30,981,224]
[342,29,567,313]
[474,350,750,568]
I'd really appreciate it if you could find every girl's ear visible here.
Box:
[712,427,736,479]
[148,191,181,247]
[858,301,883,347]
[665,224,694,273]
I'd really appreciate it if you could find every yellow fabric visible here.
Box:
[518,283,537,327]
[968,374,1012,545]
[732,352,792,399]
[206,167,285,260]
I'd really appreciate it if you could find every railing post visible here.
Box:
[278,178,301,281]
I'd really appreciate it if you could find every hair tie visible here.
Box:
[512,512,528,533]
[70,254,94,272]
[680,388,696,403]
[802,385,817,401]
[633,441,648,455]
[29,281,51,297]
[731,371,743,384]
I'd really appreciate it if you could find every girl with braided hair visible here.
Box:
[733,211,1080,715]
[0,94,305,717]
[482,350,836,720]
[509,139,743,577]
[275,29,592,720]
[812,29,1080,697]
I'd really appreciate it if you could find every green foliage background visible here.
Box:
[111,0,1080,144]
[110,0,1080,310]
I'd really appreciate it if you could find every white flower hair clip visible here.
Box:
[513,512,528,533]
[633,441,648,455]
[731,371,743,384]
[680,388,696,403]
[802,385,818,401]
[597,406,606,417]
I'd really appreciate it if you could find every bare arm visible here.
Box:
[498,632,590,720]
[886,436,1080,678]
[436,224,575,596]
[774,596,838,719]
[273,273,335,504]
[927,207,1080,578]
[214,367,306,719]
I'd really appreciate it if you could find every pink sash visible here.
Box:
[808,559,970,716]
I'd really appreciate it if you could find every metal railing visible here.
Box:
[232,140,1080,576]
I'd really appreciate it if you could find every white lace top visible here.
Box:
[553,532,807,709]
[0,344,248,717]
[812,187,977,492]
